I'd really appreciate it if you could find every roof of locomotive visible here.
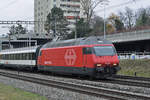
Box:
[41,36,112,49]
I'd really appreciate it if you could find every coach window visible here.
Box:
[16,54,18,60]
[10,54,12,60]
[17,54,19,60]
[19,54,21,60]
[25,53,27,60]
[14,54,17,60]
[32,53,35,60]
[9,54,11,60]
[20,54,22,60]
[6,55,8,60]
[9,54,12,60]
[29,53,31,60]
[23,53,26,60]
[0,54,3,59]
[26,53,29,60]
[29,53,32,60]
[13,54,15,60]
[6,54,9,60]
[7,54,9,60]
[3,55,5,59]
[83,47,93,54]
[28,53,31,60]
[28,53,30,60]
[8,54,10,60]
[18,54,21,60]
[1,55,3,59]
[2,55,4,59]
[4,55,6,60]
[12,54,14,60]
[0,54,2,59]
[18,54,20,60]
[5,55,7,60]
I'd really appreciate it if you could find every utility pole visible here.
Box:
[75,16,77,40]
[104,4,106,39]
[74,10,80,39]
[54,17,57,38]
[102,2,108,39]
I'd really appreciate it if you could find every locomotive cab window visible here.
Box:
[93,46,116,56]
[83,47,93,54]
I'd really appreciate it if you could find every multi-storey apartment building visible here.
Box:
[34,0,85,35]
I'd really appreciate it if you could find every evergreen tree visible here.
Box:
[9,24,26,38]
[45,7,69,39]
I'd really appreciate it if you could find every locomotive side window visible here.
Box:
[83,47,93,54]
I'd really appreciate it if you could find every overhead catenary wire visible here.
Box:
[95,0,141,12]
[0,0,19,10]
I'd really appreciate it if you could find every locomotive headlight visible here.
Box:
[113,63,117,66]
[97,64,102,67]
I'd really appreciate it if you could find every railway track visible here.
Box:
[104,78,150,88]
[0,71,150,100]
[0,68,150,88]
[113,75,150,82]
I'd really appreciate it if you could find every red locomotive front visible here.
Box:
[92,45,120,78]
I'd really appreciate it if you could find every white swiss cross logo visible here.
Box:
[64,49,77,66]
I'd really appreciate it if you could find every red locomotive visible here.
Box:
[37,37,120,78]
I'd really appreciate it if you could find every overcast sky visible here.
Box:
[0,0,150,34]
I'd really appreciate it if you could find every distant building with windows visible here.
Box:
[34,0,86,36]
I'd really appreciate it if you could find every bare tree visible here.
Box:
[125,7,135,29]
[80,0,108,24]
[118,7,135,29]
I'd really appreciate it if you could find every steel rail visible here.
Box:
[113,75,150,82]
[104,78,150,88]
[0,72,150,100]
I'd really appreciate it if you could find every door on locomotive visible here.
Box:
[83,47,93,67]
[82,47,95,76]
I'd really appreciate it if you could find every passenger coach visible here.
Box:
[0,46,39,69]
